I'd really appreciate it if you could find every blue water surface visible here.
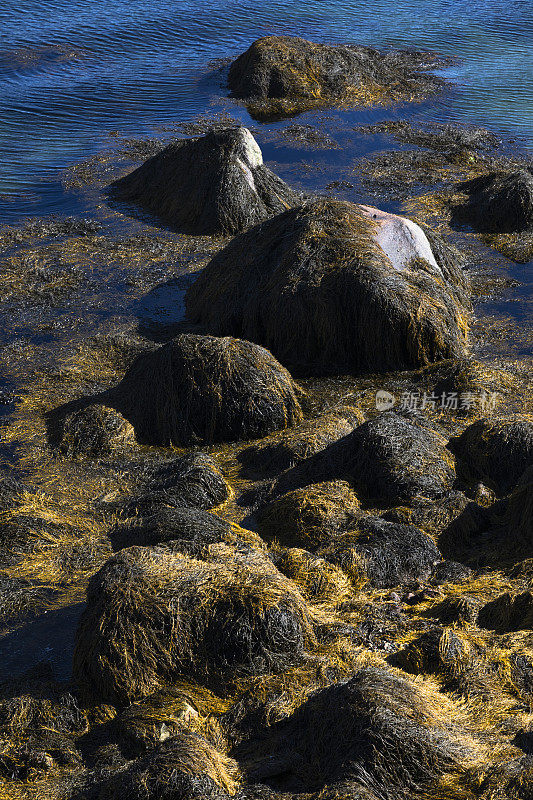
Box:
[0,0,531,219]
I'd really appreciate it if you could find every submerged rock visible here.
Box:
[450,415,533,494]
[110,127,301,235]
[456,169,533,232]
[186,199,469,375]
[113,333,303,446]
[227,36,445,117]
[73,546,314,704]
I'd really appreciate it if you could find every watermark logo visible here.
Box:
[375,390,396,411]
[375,390,499,413]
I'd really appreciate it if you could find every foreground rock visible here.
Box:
[228,36,446,117]
[113,333,303,446]
[450,415,533,494]
[186,199,469,374]
[110,127,301,235]
[74,546,314,704]
[456,169,533,232]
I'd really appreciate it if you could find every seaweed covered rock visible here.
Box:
[280,413,456,505]
[58,403,135,458]
[0,664,87,781]
[275,548,352,605]
[110,127,301,235]
[456,169,533,232]
[418,357,516,413]
[440,467,533,565]
[244,666,483,794]
[124,452,231,515]
[499,466,533,547]
[114,333,303,446]
[227,36,445,117]
[116,688,202,757]
[239,406,364,477]
[383,491,470,538]
[109,507,262,555]
[478,591,533,633]
[320,516,441,588]
[101,730,239,800]
[450,415,533,494]
[73,546,314,704]
[186,199,469,375]
[256,481,360,549]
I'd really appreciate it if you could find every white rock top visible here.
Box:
[235,127,263,191]
[237,127,264,168]
[359,205,441,274]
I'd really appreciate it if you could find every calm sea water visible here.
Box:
[0,0,531,221]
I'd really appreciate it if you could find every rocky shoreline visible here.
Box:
[0,35,532,800]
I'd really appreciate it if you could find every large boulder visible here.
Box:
[73,546,314,704]
[456,169,533,232]
[113,333,303,446]
[186,199,469,375]
[450,415,533,494]
[110,127,301,235]
[227,36,444,117]
[319,516,441,588]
